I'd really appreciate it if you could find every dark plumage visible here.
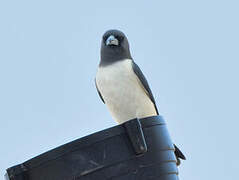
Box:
[100,30,132,66]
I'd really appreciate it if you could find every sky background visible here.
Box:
[0,0,239,179]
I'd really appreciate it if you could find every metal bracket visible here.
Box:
[124,118,147,154]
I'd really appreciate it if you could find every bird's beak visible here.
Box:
[106,35,119,46]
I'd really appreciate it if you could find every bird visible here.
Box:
[95,29,185,165]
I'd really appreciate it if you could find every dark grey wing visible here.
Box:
[132,62,186,165]
[132,61,159,115]
[95,79,105,104]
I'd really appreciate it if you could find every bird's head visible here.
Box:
[100,29,132,66]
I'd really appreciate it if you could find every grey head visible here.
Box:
[100,29,132,66]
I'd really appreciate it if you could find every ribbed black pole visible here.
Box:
[5,116,179,180]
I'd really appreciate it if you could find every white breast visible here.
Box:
[96,59,157,124]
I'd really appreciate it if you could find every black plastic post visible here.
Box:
[5,115,179,180]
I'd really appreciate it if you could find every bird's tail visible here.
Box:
[174,144,186,166]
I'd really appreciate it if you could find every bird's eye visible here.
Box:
[103,36,107,41]
[115,36,121,41]
[118,36,124,41]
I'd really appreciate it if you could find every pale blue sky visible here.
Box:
[0,0,239,179]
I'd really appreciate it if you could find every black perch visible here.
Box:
[5,115,180,180]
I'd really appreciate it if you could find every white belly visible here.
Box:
[96,59,157,124]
